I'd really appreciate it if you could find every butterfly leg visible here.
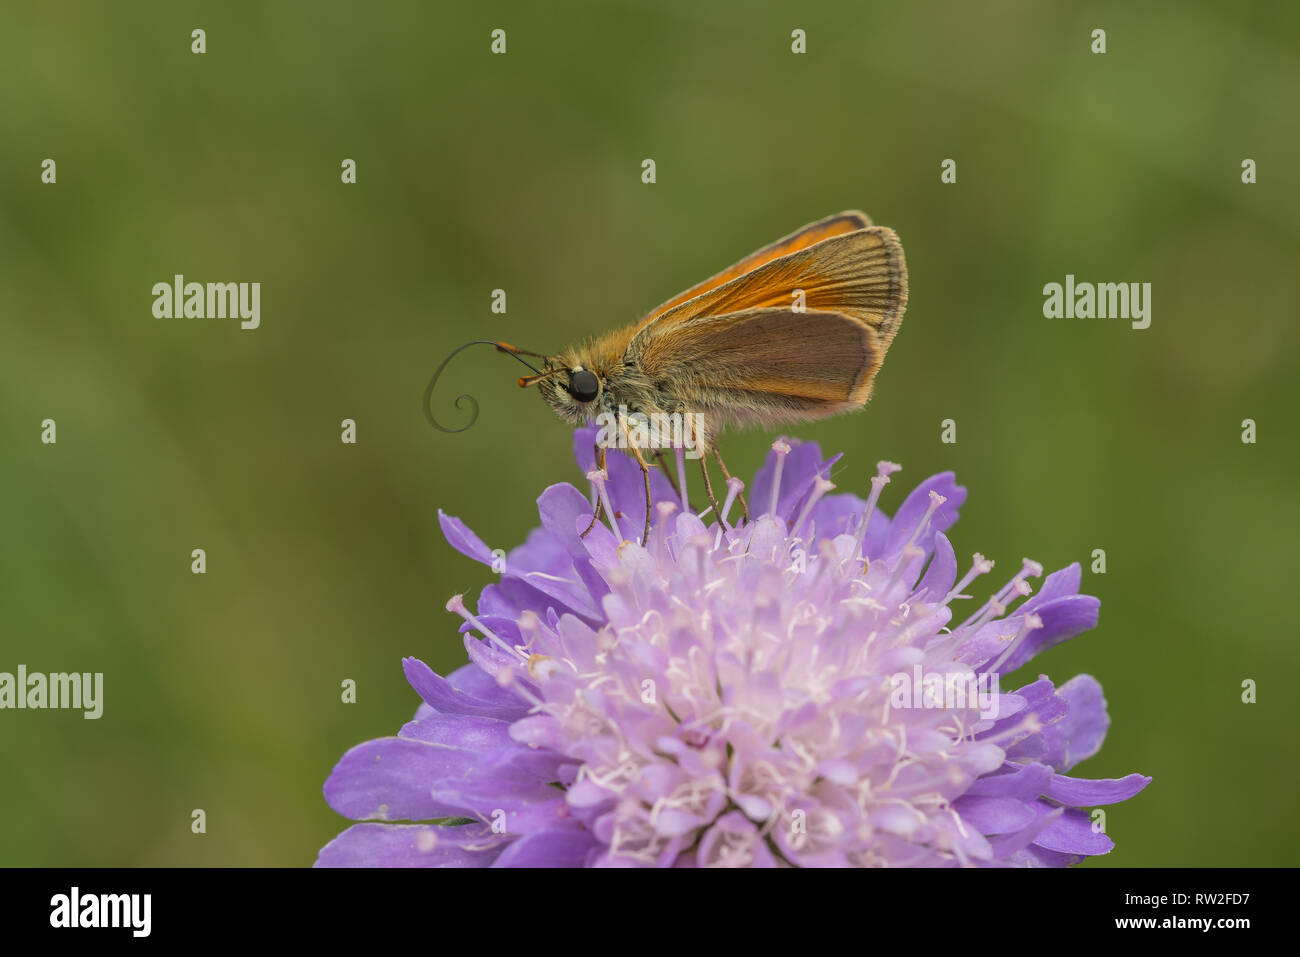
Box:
[629,444,654,544]
[712,447,749,522]
[698,455,723,524]
[579,444,607,538]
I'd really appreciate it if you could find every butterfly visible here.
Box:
[427,210,908,543]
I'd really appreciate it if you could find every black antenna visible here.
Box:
[423,340,548,433]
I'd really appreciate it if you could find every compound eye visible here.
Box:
[569,369,600,402]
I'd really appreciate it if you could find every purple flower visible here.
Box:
[317,430,1149,867]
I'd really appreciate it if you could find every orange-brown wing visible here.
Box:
[635,210,875,332]
[633,307,885,426]
[633,225,908,356]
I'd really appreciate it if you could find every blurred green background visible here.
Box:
[2,0,1297,866]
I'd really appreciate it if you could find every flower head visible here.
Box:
[318,430,1149,867]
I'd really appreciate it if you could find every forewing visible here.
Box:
[634,226,907,356]
[636,211,876,331]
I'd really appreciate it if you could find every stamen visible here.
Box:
[885,544,925,595]
[885,604,948,650]
[654,500,678,563]
[586,468,622,542]
[791,476,835,538]
[720,476,745,528]
[943,553,995,605]
[961,558,1043,630]
[768,440,792,517]
[515,610,545,656]
[496,666,546,709]
[446,594,522,659]
[853,461,902,556]
[902,491,947,552]
[527,653,572,679]
[984,612,1044,676]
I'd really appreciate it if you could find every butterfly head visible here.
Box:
[530,350,605,425]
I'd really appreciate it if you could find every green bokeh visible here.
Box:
[2,1,1296,866]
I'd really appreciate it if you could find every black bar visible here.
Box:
[0,867,1278,942]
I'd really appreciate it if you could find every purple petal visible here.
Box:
[507,525,572,576]
[881,472,966,560]
[446,661,511,698]
[399,711,515,750]
[538,483,595,550]
[1045,772,1151,807]
[965,761,1054,802]
[808,491,868,541]
[952,795,1038,834]
[478,741,569,782]
[1004,732,1049,763]
[986,805,1064,860]
[1041,674,1111,771]
[461,631,520,680]
[696,811,779,867]
[1032,806,1114,856]
[315,823,504,867]
[978,677,1065,753]
[1020,563,1082,614]
[501,528,604,620]
[475,572,601,624]
[483,568,602,622]
[437,510,496,565]
[403,657,529,720]
[536,483,612,601]
[999,595,1100,672]
[490,827,598,867]
[859,508,893,559]
[572,426,600,473]
[779,452,843,520]
[430,782,573,834]
[916,531,957,602]
[1011,845,1085,866]
[322,737,478,821]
